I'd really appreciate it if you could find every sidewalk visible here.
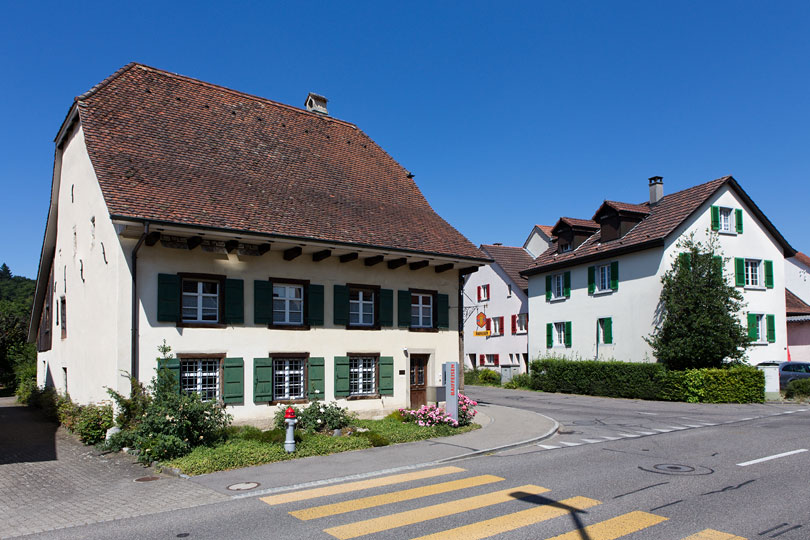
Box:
[188,403,558,498]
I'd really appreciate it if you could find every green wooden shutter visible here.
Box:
[766,314,776,343]
[764,260,774,288]
[334,356,350,397]
[308,284,325,326]
[157,274,181,322]
[710,205,720,231]
[545,276,552,301]
[588,266,595,294]
[735,258,745,287]
[253,357,274,402]
[307,357,325,400]
[157,356,181,393]
[379,289,394,327]
[398,290,411,327]
[564,321,572,347]
[222,357,244,404]
[610,261,619,291]
[747,314,758,341]
[379,356,394,396]
[254,280,272,324]
[436,293,449,329]
[224,279,244,324]
[713,255,723,276]
[603,317,613,344]
[546,323,553,348]
[735,209,743,234]
[333,285,349,326]
[563,272,571,298]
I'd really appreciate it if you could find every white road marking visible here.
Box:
[682,424,703,428]
[700,422,717,426]
[666,426,688,430]
[581,439,604,444]
[638,412,658,415]
[739,417,753,421]
[737,449,808,467]
[634,431,655,435]
[600,436,622,440]
[537,444,561,449]
[617,433,640,438]
[561,441,583,446]
[653,428,672,433]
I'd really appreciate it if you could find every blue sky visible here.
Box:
[2,1,808,279]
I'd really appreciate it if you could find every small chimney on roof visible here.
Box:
[305,92,328,115]
[649,176,663,205]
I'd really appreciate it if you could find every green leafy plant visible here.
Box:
[274,402,352,432]
[352,430,390,447]
[785,379,810,399]
[75,404,114,445]
[477,369,501,385]
[106,372,150,431]
[504,373,532,389]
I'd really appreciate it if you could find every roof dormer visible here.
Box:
[550,217,599,254]
[592,201,649,242]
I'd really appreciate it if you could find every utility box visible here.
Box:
[500,364,521,384]
[758,364,780,401]
[426,386,446,404]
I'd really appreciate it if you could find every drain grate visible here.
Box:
[134,476,161,482]
[227,481,260,491]
[639,463,713,476]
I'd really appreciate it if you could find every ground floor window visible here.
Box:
[350,355,377,395]
[180,358,221,401]
[274,357,306,400]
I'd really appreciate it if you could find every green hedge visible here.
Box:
[529,359,764,404]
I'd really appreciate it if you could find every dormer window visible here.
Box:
[560,242,572,253]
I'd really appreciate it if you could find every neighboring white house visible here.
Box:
[28,63,489,424]
[463,242,546,374]
[786,253,810,362]
[521,176,796,366]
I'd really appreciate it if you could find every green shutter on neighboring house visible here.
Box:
[308,284,325,326]
[564,272,571,298]
[545,276,552,301]
[588,266,595,294]
[379,289,394,327]
[253,357,274,402]
[436,293,449,329]
[307,357,325,400]
[333,285,349,326]
[157,274,180,322]
[222,357,244,404]
[224,279,244,324]
[735,258,745,287]
[610,261,619,291]
[546,323,553,348]
[766,315,776,343]
[157,356,181,393]
[254,280,273,324]
[603,317,613,344]
[710,205,720,231]
[379,356,394,395]
[764,260,774,289]
[564,321,572,347]
[398,290,411,327]
[334,356,350,397]
[747,314,758,341]
[735,209,743,234]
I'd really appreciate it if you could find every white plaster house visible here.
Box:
[521,176,796,366]
[785,253,810,362]
[28,64,489,423]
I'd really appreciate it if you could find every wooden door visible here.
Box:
[409,354,428,409]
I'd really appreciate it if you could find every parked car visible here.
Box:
[777,362,810,389]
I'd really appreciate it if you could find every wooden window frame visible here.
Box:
[269,353,309,404]
[409,288,438,333]
[346,283,380,330]
[175,353,226,403]
[178,273,226,328]
[269,277,310,330]
[346,353,380,400]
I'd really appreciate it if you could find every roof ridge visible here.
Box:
[78,63,360,130]
[659,175,732,201]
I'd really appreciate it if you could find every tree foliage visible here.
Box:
[646,234,750,370]
[0,263,36,388]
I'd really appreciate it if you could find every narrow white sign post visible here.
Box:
[443,362,460,422]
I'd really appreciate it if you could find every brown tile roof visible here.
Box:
[72,63,486,261]
[556,217,599,230]
[480,244,534,292]
[523,176,795,275]
[594,200,650,218]
[536,225,554,238]
[787,289,810,316]
[793,252,810,269]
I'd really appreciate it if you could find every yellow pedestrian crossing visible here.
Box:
[268,465,747,540]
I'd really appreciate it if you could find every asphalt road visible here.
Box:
[27,389,810,540]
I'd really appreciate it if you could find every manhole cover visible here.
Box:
[639,463,713,476]
[227,482,260,491]
[134,476,160,482]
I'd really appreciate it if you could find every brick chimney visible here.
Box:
[305,92,328,115]
[649,176,663,205]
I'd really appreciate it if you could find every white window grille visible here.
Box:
[745,259,761,287]
[349,356,377,395]
[719,207,733,232]
[273,358,305,400]
[180,358,220,401]
[552,274,565,299]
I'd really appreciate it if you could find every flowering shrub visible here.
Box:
[273,401,352,432]
[457,393,478,427]
[399,404,458,427]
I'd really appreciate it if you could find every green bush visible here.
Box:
[56,395,82,431]
[385,409,405,422]
[464,368,480,385]
[15,377,38,404]
[530,358,663,399]
[352,430,390,447]
[274,401,353,432]
[504,373,532,389]
[75,404,114,445]
[106,373,150,431]
[477,369,501,385]
[785,379,810,399]
[657,366,764,403]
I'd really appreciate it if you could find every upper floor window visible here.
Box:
[182,278,220,323]
[349,287,375,327]
[477,284,490,302]
[734,258,773,289]
[712,205,743,234]
[273,283,304,325]
[547,272,570,301]
[180,357,221,401]
[595,264,611,292]
[747,313,775,344]
[745,259,761,287]
[411,293,433,328]
[719,207,732,233]
[560,242,572,253]
[515,313,528,334]
[491,316,504,336]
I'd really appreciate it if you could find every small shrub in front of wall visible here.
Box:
[75,404,114,445]
[477,369,501,385]
[463,368,480,386]
[785,379,810,400]
[273,402,353,432]
[400,404,458,427]
[503,373,532,390]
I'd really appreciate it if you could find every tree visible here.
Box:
[646,234,750,370]
[0,264,36,388]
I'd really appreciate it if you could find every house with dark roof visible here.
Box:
[462,228,552,375]
[521,176,795,366]
[28,63,489,422]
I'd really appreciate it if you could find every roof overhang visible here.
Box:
[520,238,665,277]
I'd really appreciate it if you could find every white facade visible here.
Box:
[463,262,529,372]
[785,255,810,304]
[527,182,790,366]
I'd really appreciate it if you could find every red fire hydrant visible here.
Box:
[284,406,297,453]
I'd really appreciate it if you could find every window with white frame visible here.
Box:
[750,314,765,343]
[554,322,567,347]
[719,207,733,233]
[478,284,490,302]
[485,354,499,365]
[273,357,305,400]
[516,313,528,334]
[745,259,761,287]
[595,264,611,292]
[349,355,377,395]
[560,242,572,252]
[273,283,304,325]
[182,279,220,323]
[552,273,565,299]
[180,358,221,401]
[492,316,503,336]
[411,293,433,328]
[349,288,375,326]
